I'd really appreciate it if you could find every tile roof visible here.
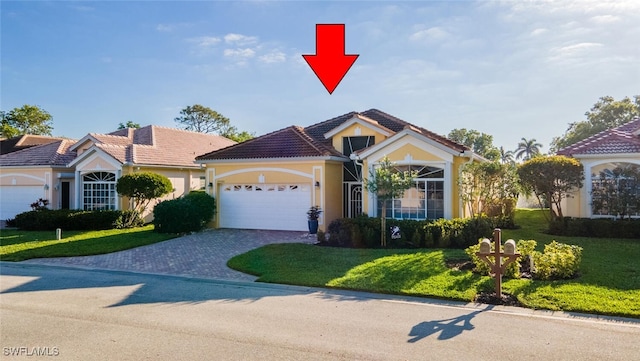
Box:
[0,134,65,155]
[0,126,235,168]
[557,117,640,156]
[0,139,77,167]
[197,109,468,161]
[197,126,345,160]
[87,125,236,167]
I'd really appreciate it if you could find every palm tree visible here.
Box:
[499,146,515,164]
[515,138,542,161]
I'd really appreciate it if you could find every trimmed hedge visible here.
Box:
[549,217,640,239]
[153,191,216,234]
[322,215,495,249]
[13,209,123,231]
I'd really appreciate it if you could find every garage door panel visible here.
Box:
[219,184,311,231]
[0,186,45,220]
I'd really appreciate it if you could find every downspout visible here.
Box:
[349,153,364,181]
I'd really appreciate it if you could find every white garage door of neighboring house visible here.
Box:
[0,186,45,220]
[219,183,311,231]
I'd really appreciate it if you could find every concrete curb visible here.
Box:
[3,261,639,328]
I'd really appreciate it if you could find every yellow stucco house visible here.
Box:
[0,126,234,220]
[196,109,482,232]
[557,117,640,218]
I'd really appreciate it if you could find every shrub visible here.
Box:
[113,210,145,229]
[548,217,640,239]
[153,191,216,234]
[116,172,173,227]
[425,215,493,249]
[533,241,583,280]
[465,239,536,279]
[13,209,122,230]
[465,239,582,281]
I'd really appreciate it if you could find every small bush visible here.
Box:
[153,191,216,234]
[465,239,582,280]
[465,239,536,279]
[533,241,583,280]
[113,210,145,229]
[426,215,493,249]
[13,209,122,230]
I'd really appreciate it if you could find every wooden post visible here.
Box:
[493,229,502,296]
[475,228,521,298]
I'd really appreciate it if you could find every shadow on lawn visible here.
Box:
[1,230,170,262]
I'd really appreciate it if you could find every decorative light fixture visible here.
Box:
[43,184,49,190]
[208,182,214,188]
[315,181,320,188]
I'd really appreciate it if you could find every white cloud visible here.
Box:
[530,28,548,36]
[409,27,450,41]
[590,15,621,24]
[156,24,174,32]
[259,50,286,64]
[224,48,256,58]
[188,36,222,49]
[548,42,604,63]
[224,33,258,45]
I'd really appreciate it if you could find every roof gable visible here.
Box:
[557,117,640,156]
[0,139,77,167]
[70,125,235,167]
[197,109,469,162]
[1,134,65,155]
[197,126,345,161]
[323,114,394,139]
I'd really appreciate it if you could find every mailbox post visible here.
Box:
[475,228,520,297]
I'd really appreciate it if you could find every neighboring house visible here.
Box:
[557,117,640,219]
[1,134,66,155]
[0,126,235,220]
[196,109,482,232]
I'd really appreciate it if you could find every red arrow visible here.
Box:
[302,24,359,94]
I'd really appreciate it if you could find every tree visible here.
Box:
[458,161,520,219]
[174,104,254,142]
[1,105,53,138]
[219,124,255,142]
[591,165,640,220]
[174,104,232,134]
[551,95,640,152]
[116,172,173,227]
[447,128,500,161]
[517,155,584,224]
[364,156,417,247]
[515,138,542,161]
[499,146,515,164]
[118,121,141,129]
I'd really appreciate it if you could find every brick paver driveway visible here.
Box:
[24,229,314,281]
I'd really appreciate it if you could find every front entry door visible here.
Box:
[343,182,363,218]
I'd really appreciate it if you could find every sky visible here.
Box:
[2,0,639,153]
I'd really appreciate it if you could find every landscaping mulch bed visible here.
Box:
[445,258,525,307]
[474,292,523,307]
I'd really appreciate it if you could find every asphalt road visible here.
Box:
[1,262,638,360]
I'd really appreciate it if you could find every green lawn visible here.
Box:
[0,225,176,261]
[228,209,640,318]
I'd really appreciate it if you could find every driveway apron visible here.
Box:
[23,229,314,281]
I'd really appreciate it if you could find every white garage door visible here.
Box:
[219,183,311,231]
[0,185,45,220]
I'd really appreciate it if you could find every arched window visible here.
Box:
[591,162,640,218]
[82,171,117,210]
[378,165,445,220]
